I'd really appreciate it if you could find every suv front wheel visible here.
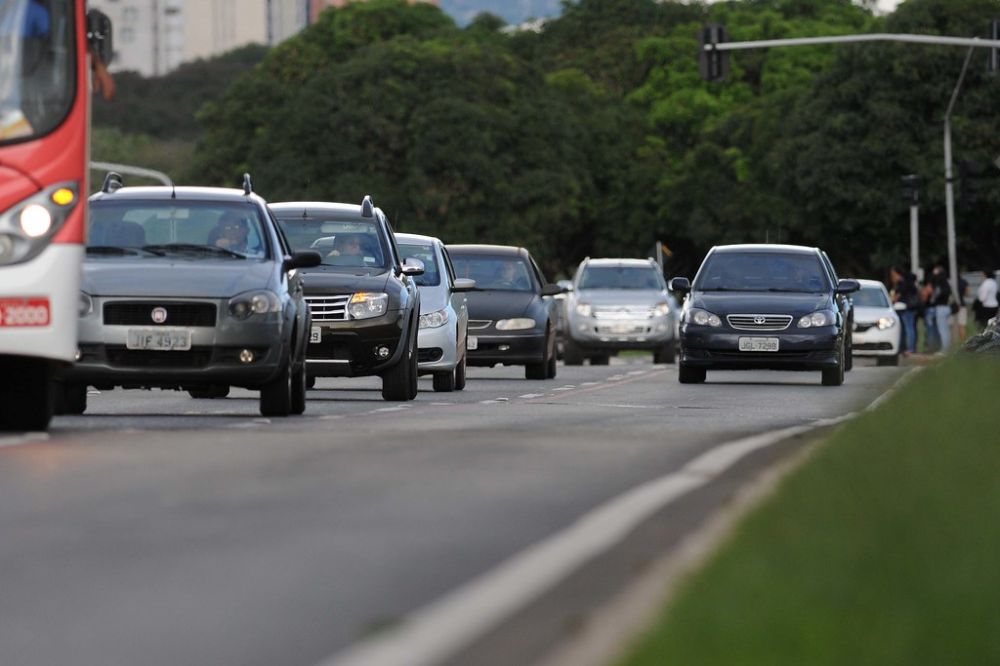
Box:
[382,324,418,401]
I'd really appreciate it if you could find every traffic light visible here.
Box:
[699,24,730,82]
[900,174,921,205]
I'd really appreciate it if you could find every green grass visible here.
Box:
[619,357,1000,666]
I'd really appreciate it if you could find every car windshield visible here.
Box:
[274,217,388,270]
[88,201,270,260]
[579,266,662,290]
[694,252,830,292]
[398,242,440,287]
[854,286,890,308]
[452,255,534,292]
[0,0,75,145]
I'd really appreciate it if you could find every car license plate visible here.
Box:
[738,337,779,352]
[600,324,643,335]
[310,326,322,344]
[0,297,50,327]
[467,335,478,351]
[126,328,192,351]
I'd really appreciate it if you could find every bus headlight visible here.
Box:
[0,182,79,266]
[20,205,52,237]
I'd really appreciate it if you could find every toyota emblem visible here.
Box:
[151,307,168,324]
[753,315,767,325]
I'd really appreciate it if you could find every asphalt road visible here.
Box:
[0,358,904,666]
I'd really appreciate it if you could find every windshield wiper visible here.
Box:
[765,288,818,293]
[142,244,247,259]
[86,245,166,256]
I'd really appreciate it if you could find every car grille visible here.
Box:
[726,314,792,331]
[467,319,493,330]
[306,295,351,322]
[593,306,656,320]
[854,342,894,350]
[105,346,213,368]
[103,302,217,326]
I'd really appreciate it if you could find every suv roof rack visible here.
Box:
[361,195,374,218]
[242,173,253,195]
[101,172,124,193]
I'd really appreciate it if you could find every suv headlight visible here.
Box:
[349,292,388,320]
[877,316,897,330]
[496,318,536,331]
[420,308,449,329]
[797,311,836,328]
[228,290,281,319]
[688,308,722,327]
[0,182,79,266]
[651,302,670,318]
[575,302,592,317]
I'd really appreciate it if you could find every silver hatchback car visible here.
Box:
[395,233,475,392]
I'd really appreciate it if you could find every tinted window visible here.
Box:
[274,217,388,269]
[694,252,830,292]
[398,242,440,287]
[854,286,890,308]
[89,201,270,259]
[452,255,534,292]
[579,266,662,290]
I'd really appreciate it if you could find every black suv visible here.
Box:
[670,244,859,386]
[270,198,423,401]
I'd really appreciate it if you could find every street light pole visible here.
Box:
[943,46,975,298]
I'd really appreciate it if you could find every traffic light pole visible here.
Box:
[943,46,975,300]
[910,203,920,278]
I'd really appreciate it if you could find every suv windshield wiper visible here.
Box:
[87,245,164,256]
[142,244,247,259]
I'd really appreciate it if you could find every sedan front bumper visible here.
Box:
[417,321,460,374]
[466,331,547,367]
[680,327,842,371]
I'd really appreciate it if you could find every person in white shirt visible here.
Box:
[974,270,998,327]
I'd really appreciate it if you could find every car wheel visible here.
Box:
[55,382,87,415]
[822,346,846,386]
[0,365,53,431]
[188,385,230,399]
[845,341,854,371]
[563,338,584,366]
[306,375,316,389]
[290,361,307,415]
[678,364,706,384]
[454,352,467,391]
[382,327,416,401]
[546,352,557,379]
[260,362,293,416]
[653,342,676,364]
[590,355,610,366]
[433,370,455,392]
[526,331,553,380]
[407,330,419,400]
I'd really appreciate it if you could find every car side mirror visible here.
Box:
[87,10,114,66]
[284,251,321,272]
[669,277,691,293]
[453,278,476,292]
[401,258,425,277]
[541,284,566,297]
[836,279,861,294]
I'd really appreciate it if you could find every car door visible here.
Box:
[441,244,468,351]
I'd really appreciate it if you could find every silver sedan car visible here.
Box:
[395,233,474,392]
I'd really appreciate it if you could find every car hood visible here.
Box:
[300,267,391,295]
[574,289,667,306]
[417,285,449,314]
[853,305,895,324]
[693,291,832,316]
[466,290,538,319]
[83,259,275,298]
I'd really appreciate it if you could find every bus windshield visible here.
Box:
[0,0,75,144]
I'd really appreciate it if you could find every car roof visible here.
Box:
[856,279,888,289]
[447,244,528,257]
[395,232,441,246]
[269,201,369,220]
[90,186,264,204]
[711,244,820,255]
[583,258,656,268]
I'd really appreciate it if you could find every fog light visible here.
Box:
[374,345,390,359]
[74,349,82,361]
[498,344,510,352]
[239,349,255,363]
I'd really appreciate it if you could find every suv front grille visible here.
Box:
[593,306,655,320]
[726,314,792,331]
[306,295,351,322]
[104,302,216,326]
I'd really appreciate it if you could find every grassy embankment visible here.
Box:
[620,356,1000,666]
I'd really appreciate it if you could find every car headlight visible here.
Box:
[877,317,897,330]
[0,182,79,266]
[420,308,449,329]
[688,308,722,327]
[575,302,592,317]
[349,292,388,320]
[79,291,93,317]
[651,301,670,317]
[228,290,281,319]
[496,317,536,331]
[797,311,836,328]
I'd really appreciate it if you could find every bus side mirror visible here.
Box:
[87,10,114,66]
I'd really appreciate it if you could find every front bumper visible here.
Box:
[307,311,407,377]
[851,326,900,356]
[679,326,842,371]
[466,331,547,366]
[566,313,673,351]
[417,320,459,373]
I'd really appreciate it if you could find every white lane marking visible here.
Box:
[551,387,575,392]
[519,394,546,399]
[580,382,599,387]
[607,374,625,381]
[430,402,455,406]
[626,370,647,376]
[320,415,344,421]
[373,406,411,413]
[0,433,49,449]
[480,400,500,405]
[324,368,919,666]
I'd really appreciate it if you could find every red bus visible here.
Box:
[0,1,110,430]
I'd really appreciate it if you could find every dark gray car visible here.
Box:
[60,176,320,416]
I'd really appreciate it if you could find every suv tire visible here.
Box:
[383,325,417,401]
[290,360,307,415]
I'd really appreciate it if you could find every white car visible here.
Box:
[851,279,901,365]
[395,233,475,391]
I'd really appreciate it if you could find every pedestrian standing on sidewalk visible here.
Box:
[920,276,939,353]
[975,269,998,327]
[890,266,919,355]
[929,266,953,351]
